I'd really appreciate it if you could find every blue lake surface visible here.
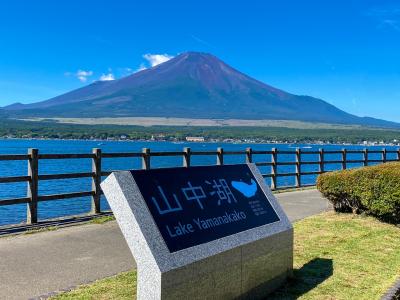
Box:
[0,139,398,226]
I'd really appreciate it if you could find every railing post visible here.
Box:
[91,148,102,214]
[397,149,400,161]
[183,147,191,167]
[363,148,368,166]
[217,147,224,165]
[341,148,347,170]
[382,148,387,163]
[271,148,277,190]
[319,148,324,173]
[27,148,38,224]
[245,147,252,163]
[295,148,301,188]
[142,148,151,170]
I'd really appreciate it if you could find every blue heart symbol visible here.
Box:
[231,179,257,198]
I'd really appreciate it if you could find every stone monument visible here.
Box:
[101,163,293,299]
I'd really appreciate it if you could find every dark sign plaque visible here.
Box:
[130,164,280,253]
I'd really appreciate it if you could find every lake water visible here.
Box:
[0,139,398,226]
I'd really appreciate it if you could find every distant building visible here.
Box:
[186,136,205,142]
[151,134,166,141]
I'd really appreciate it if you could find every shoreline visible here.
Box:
[0,137,399,147]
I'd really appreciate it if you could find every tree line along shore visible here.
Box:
[0,118,400,145]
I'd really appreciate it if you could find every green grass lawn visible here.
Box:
[51,212,400,300]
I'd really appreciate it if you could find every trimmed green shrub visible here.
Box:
[317,162,400,223]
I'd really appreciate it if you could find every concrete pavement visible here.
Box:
[0,189,331,300]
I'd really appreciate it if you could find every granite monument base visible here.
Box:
[160,230,293,300]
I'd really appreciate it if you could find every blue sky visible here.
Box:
[1,0,400,121]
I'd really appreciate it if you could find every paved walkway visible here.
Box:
[0,189,331,300]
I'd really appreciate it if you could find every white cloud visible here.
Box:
[132,53,174,73]
[143,53,174,67]
[99,73,115,81]
[70,70,93,82]
[77,70,93,77]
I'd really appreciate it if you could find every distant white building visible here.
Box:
[186,136,205,142]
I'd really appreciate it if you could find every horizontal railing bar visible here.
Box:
[367,150,383,154]
[0,197,30,206]
[0,176,30,183]
[38,153,95,159]
[386,159,399,162]
[367,159,383,163]
[261,174,273,177]
[346,150,364,154]
[301,171,322,175]
[38,172,94,180]
[102,152,142,158]
[38,191,94,202]
[101,169,142,176]
[386,150,399,153]
[150,151,183,157]
[276,162,297,166]
[0,154,30,161]
[323,160,345,164]
[300,161,320,165]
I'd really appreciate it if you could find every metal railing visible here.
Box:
[0,147,399,224]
